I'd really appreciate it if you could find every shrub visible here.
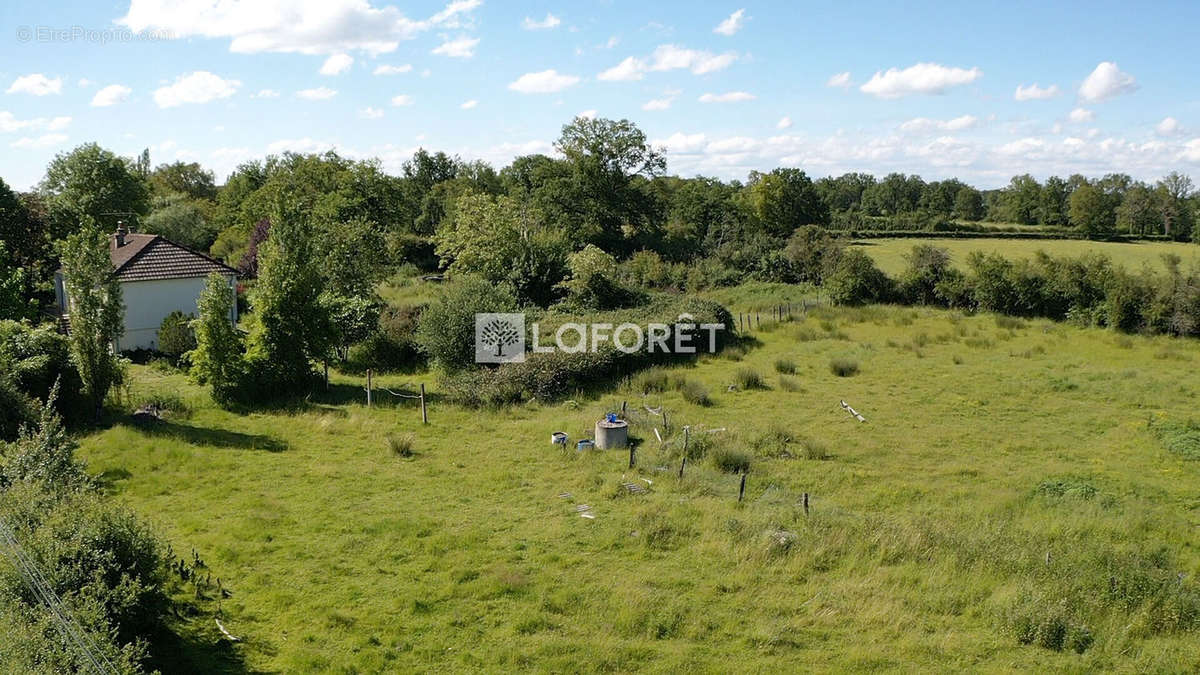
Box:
[678,379,711,406]
[416,275,518,371]
[773,358,796,374]
[1154,420,1200,460]
[0,387,89,490]
[824,249,893,306]
[777,375,802,392]
[0,320,87,427]
[829,358,859,377]
[734,367,765,390]
[156,310,196,363]
[388,433,415,458]
[751,425,793,458]
[711,446,752,474]
[346,304,425,373]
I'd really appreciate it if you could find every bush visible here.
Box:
[734,367,765,390]
[388,433,415,458]
[157,310,196,364]
[773,358,796,374]
[346,304,425,373]
[678,379,711,406]
[1154,420,1200,460]
[751,425,793,457]
[416,276,518,371]
[0,387,89,490]
[829,358,859,377]
[824,249,893,306]
[710,446,752,473]
[0,320,86,429]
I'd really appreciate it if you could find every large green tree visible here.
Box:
[56,222,124,420]
[190,272,245,407]
[742,168,830,237]
[1069,182,1117,239]
[39,143,150,239]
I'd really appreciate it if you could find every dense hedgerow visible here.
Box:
[442,297,733,406]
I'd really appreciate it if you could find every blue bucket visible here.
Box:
[576,439,595,451]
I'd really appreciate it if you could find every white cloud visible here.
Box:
[390,94,414,106]
[359,106,383,119]
[653,132,707,153]
[598,56,645,82]
[432,36,479,58]
[266,137,337,154]
[826,72,851,89]
[253,89,281,98]
[154,71,241,107]
[714,9,746,36]
[90,84,132,107]
[1079,61,1137,102]
[1182,139,1200,163]
[10,133,68,149]
[373,64,412,75]
[899,115,980,133]
[1156,117,1181,136]
[698,91,755,103]
[508,70,580,94]
[777,116,792,129]
[859,62,981,98]
[578,109,597,119]
[603,35,619,49]
[0,112,71,133]
[77,78,93,88]
[597,44,737,81]
[118,0,481,55]
[460,99,478,109]
[642,97,673,111]
[319,53,354,75]
[522,13,561,30]
[1068,107,1094,123]
[6,74,63,96]
[1013,83,1059,101]
[297,86,338,100]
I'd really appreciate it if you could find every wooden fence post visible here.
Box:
[420,383,428,424]
[324,361,329,390]
[738,473,747,502]
[366,369,372,408]
[629,445,635,469]
[803,492,810,516]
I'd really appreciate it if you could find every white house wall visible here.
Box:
[113,275,237,351]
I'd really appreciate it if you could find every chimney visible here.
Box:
[115,221,128,247]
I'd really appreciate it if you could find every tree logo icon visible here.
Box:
[475,313,526,363]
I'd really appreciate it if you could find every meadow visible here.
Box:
[853,237,1200,276]
[78,293,1200,672]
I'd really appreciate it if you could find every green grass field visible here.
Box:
[79,298,1200,671]
[853,237,1200,276]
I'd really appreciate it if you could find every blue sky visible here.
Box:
[3,0,1200,191]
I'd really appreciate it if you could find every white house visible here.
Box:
[56,224,238,351]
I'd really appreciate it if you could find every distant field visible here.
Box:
[79,294,1200,671]
[854,237,1200,276]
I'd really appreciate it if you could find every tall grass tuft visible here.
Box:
[734,367,765,390]
[387,433,415,458]
[773,358,796,374]
[777,375,802,392]
[679,379,711,406]
[829,358,859,377]
[633,368,669,394]
[711,446,752,474]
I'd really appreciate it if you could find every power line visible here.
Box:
[0,517,118,675]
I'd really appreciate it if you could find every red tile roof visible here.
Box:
[110,233,237,282]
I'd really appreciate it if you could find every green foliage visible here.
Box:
[559,245,645,309]
[39,143,150,239]
[415,276,517,371]
[387,433,415,458]
[678,379,711,406]
[141,192,216,251]
[323,293,380,361]
[190,273,245,407]
[632,367,669,394]
[773,358,796,374]
[346,304,424,373]
[0,321,86,429]
[743,168,830,237]
[0,241,35,321]
[148,161,217,201]
[783,225,843,284]
[0,385,89,490]
[57,221,126,420]
[156,310,196,363]
[824,249,893,306]
[1153,420,1200,460]
[244,202,333,394]
[435,190,569,307]
[897,244,965,306]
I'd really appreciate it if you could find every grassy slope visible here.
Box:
[853,238,1200,276]
[80,302,1200,672]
